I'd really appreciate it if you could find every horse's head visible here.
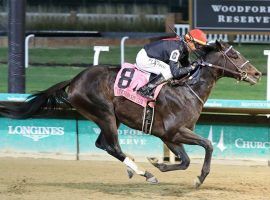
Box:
[199,40,262,85]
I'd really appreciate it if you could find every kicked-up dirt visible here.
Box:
[0,157,269,200]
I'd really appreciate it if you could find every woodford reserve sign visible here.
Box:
[191,0,270,32]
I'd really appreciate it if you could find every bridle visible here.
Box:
[205,45,250,81]
[184,35,250,81]
[186,44,253,105]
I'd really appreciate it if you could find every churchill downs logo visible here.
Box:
[207,126,227,152]
[207,126,270,152]
[8,125,65,141]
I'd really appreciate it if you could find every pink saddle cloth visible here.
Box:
[114,63,164,107]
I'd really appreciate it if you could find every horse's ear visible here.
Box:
[215,40,223,50]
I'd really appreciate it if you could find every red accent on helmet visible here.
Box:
[185,29,207,45]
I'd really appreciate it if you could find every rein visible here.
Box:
[205,62,248,80]
[185,83,205,105]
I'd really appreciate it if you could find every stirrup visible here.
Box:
[142,93,155,100]
[137,88,155,99]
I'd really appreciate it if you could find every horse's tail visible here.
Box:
[0,80,71,119]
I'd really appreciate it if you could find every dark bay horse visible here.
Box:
[0,40,261,188]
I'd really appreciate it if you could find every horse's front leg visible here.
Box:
[172,127,213,188]
[147,142,190,172]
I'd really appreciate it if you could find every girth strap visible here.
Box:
[142,102,155,134]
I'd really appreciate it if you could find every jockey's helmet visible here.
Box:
[185,29,207,45]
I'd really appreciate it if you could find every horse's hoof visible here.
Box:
[194,176,202,189]
[125,154,135,161]
[144,171,158,184]
[147,157,159,164]
[127,167,134,179]
[147,176,159,184]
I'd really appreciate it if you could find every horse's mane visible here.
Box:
[194,41,218,59]
[170,41,221,87]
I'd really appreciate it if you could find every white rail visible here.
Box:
[93,46,109,66]
[174,24,270,44]
[121,36,129,65]
[25,34,35,68]
[264,50,270,101]
[0,12,165,23]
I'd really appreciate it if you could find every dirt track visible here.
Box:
[0,157,269,200]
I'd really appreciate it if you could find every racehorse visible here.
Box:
[0,40,261,188]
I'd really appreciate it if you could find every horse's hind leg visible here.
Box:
[68,91,157,183]
[95,129,136,179]
[148,142,190,172]
[95,122,135,160]
[95,133,108,151]
[96,116,158,183]
[95,116,126,161]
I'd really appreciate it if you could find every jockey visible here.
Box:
[136,29,208,99]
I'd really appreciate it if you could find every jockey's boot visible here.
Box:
[137,74,166,99]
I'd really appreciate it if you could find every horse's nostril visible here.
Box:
[255,72,262,78]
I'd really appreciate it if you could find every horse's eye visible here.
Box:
[232,54,239,59]
[228,52,239,59]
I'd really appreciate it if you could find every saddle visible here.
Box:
[114,63,166,134]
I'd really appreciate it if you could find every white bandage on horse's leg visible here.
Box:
[123,157,145,175]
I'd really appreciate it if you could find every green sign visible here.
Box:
[0,93,28,101]
[0,117,77,155]
[190,123,270,160]
[1,93,270,109]
[205,99,270,109]
[0,93,269,162]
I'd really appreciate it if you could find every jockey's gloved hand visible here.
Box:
[199,60,211,67]
[171,64,196,79]
[191,61,200,70]
[192,60,208,68]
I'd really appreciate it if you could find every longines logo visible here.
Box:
[8,125,64,141]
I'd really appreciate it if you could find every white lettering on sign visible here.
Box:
[235,138,270,149]
[93,127,144,136]
[8,126,64,141]
[120,138,146,145]
[211,5,270,13]
[218,15,269,24]
[92,127,147,146]
[211,4,270,25]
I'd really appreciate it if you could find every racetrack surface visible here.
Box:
[0,157,269,200]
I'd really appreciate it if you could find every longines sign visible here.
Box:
[8,125,64,141]
[191,0,270,32]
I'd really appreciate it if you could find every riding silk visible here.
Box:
[114,63,165,107]
[138,39,190,79]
